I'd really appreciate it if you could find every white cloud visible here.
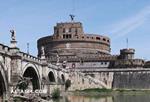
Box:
[109,5,150,39]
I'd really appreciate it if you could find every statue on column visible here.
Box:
[40,46,46,59]
[10,29,18,48]
[41,46,45,56]
[56,53,60,64]
[10,29,16,41]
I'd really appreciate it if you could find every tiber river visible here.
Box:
[52,93,150,102]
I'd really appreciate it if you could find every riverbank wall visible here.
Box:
[113,71,150,89]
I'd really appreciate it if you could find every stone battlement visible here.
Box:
[120,48,135,54]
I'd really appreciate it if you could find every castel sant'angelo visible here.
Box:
[1,15,150,100]
[37,16,146,69]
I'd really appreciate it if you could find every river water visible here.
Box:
[52,93,150,102]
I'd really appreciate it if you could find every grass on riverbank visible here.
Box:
[80,88,113,92]
[72,88,150,96]
[73,88,113,96]
[78,88,150,92]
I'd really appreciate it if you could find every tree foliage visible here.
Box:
[65,79,71,91]
[51,88,60,99]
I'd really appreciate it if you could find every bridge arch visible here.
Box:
[0,62,8,98]
[48,71,56,83]
[22,63,40,91]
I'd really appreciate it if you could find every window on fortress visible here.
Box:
[63,28,65,33]
[63,35,65,39]
[81,60,84,64]
[75,28,78,34]
[66,35,69,39]
[63,34,71,39]
[69,28,71,32]
[80,59,84,65]
[68,34,72,38]
[96,37,100,40]
[103,38,106,41]
[68,34,72,39]
[107,40,110,43]
[57,30,59,34]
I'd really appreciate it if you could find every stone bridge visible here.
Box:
[0,43,70,99]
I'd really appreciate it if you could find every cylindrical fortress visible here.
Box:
[37,22,111,58]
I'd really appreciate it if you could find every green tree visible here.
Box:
[51,88,60,99]
[65,79,71,91]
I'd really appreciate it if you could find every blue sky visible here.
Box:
[0,0,150,60]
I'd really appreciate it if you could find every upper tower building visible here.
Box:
[37,20,111,58]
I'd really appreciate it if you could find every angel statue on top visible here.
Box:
[10,29,16,41]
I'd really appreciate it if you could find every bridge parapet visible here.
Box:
[0,43,43,65]
[18,51,42,64]
[0,44,11,54]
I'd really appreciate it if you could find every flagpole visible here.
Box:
[126,38,128,49]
